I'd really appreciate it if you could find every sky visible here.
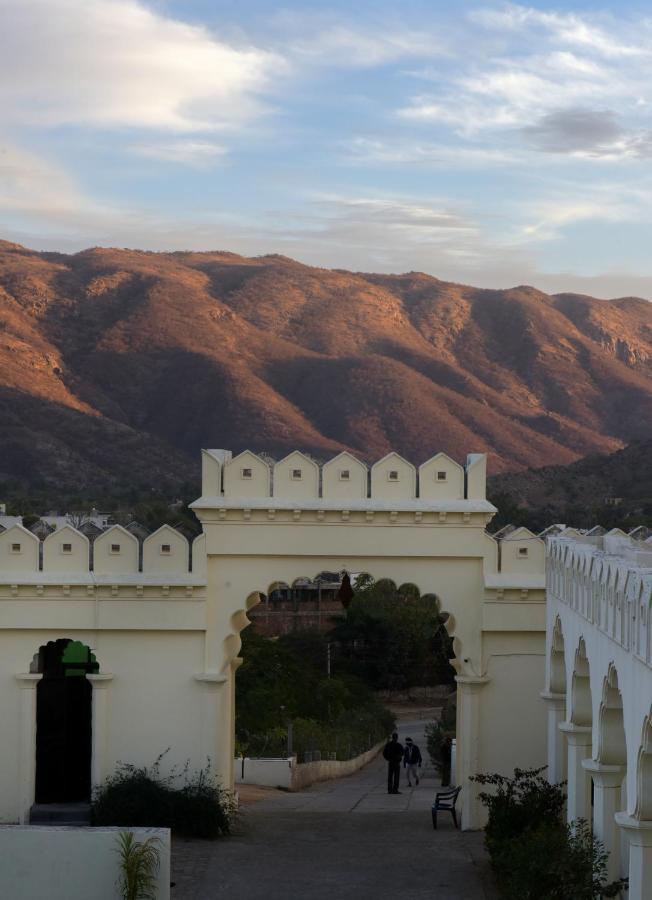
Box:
[2,0,652,297]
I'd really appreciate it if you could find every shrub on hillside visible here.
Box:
[472,767,628,899]
[92,754,234,839]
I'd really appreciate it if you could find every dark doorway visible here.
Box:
[34,639,98,805]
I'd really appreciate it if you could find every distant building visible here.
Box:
[249,572,344,636]
[0,515,22,533]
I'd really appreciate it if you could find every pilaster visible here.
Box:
[455,674,490,830]
[15,674,41,824]
[614,814,652,900]
[559,722,592,823]
[540,691,567,784]
[582,759,624,882]
[87,673,114,790]
[194,672,229,786]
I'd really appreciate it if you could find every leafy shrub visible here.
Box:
[93,753,234,839]
[425,705,455,785]
[472,767,628,899]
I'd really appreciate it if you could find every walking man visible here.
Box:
[383,732,404,794]
[403,737,422,787]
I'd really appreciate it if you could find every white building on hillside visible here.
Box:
[545,530,652,900]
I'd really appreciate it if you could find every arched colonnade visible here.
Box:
[545,536,652,900]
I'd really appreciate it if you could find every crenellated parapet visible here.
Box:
[0,521,206,587]
[548,533,652,669]
[192,448,494,521]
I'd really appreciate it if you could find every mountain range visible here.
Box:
[0,240,651,492]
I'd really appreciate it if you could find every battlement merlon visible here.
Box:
[191,449,496,518]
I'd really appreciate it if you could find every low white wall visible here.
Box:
[290,742,384,791]
[235,757,293,790]
[0,826,170,900]
[235,742,385,792]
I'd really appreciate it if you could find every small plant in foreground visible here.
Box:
[116,831,161,900]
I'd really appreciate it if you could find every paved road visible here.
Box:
[171,719,497,900]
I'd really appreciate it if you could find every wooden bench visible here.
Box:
[431,785,461,829]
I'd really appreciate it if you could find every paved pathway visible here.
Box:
[171,719,497,900]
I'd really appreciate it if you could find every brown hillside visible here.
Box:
[0,241,651,490]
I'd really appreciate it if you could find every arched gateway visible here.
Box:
[191,449,547,829]
[0,448,546,831]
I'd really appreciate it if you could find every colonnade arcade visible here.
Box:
[544,613,652,898]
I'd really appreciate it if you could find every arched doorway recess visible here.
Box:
[560,637,594,823]
[542,616,567,784]
[191,448,548,830]
[583,665,627,882]
[33,639,99,807]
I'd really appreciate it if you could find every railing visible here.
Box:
[547,537,652,669]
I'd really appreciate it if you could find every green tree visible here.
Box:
[330,577,454,690]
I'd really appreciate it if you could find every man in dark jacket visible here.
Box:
[383,732,404,794]
[403,737,423,787]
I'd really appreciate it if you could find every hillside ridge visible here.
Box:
[0,241,651,491]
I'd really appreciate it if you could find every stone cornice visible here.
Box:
[192,495,497,514]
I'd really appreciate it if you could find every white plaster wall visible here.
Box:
[466,454,487,500]
[273,451,320,499]
[370,453,416,500]
[0,826,170,900]
[42,526,89,574]
[0,629,206,823]
[94,527,139,575]
[234,757,293,789]
[192,534,207,579]
[201,449,223,496]
[501,528,546,574]
[479,633,547,777]
[553,601,652,817]
[142,525,189,575]
[223,451,271,498]
[322,452,368,500]
[419,453,464,500]
[0,526,39,575]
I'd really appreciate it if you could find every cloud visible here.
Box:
[398,7,652,157]
[343,137,516,167]
[128,141,228,167]
[522,108,624,154]
[0,0,283,132]
[286,25,445,67]
[469,4,643,58]
[0,141,92,219]
[517,183,650,241]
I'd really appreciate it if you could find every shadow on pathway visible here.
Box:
[171,718,498,900]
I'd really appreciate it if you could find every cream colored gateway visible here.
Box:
[0,448,546,832]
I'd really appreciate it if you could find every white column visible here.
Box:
[455,675,490,831]
[87,673,113,791]
[15,674,41,824]
[540,691,567,784]
[194,673,228,786]
[614,814,652,900]
[582,760,624,882]
[559,722,592,823]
